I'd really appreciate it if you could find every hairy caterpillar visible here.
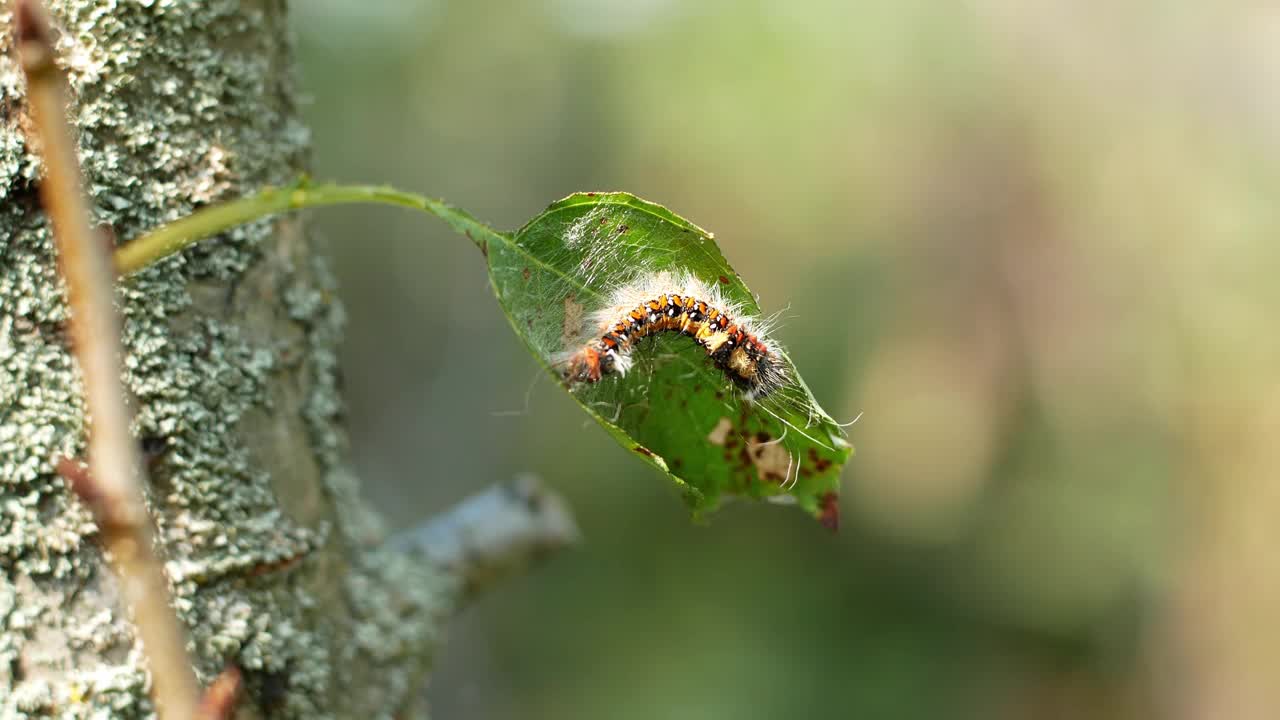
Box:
[560,271,787,401]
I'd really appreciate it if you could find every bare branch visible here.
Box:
[15,1,202,718]
[390,475,579,600]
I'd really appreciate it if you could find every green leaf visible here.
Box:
[116,183,852,526]
[485,192,851,527]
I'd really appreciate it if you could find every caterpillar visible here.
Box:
[560,271,787,401]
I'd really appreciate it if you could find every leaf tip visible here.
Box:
[816,491,840,532]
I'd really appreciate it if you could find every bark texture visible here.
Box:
[1,2,454,717]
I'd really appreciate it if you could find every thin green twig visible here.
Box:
[114,180,501,276]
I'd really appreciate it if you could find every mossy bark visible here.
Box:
[1,2,450,717]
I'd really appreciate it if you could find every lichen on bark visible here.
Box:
[1,2,454,717]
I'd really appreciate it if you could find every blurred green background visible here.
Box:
[290,2,1280,718]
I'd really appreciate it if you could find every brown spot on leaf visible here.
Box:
[706,417,733,446]
[718,275,730,284]
[804,446,834,473]
[617,224,629,234]
[745,434,790,484]
[812,452,834,472]
[633,445,655,458]
[521,267,531,281]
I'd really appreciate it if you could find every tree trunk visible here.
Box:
[0,2,572,717]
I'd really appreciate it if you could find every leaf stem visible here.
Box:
[114,181,503,276]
